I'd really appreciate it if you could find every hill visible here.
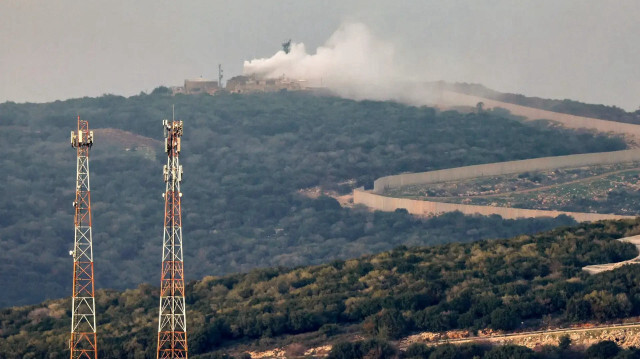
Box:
[0,91,626,307]
[1,219,639,358]
[444,82,640,124]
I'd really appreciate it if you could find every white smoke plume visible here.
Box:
[243,23,434,104]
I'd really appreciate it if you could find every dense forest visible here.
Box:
[1,219,640,358]
[446,82,640,124]
[0,91,626,307]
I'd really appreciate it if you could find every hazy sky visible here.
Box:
[1,1,639,110]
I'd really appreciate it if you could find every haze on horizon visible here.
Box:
[1,1,639,111]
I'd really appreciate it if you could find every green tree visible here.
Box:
[484,344,538,359]
[586,340,621,359]
[558,335,571,351]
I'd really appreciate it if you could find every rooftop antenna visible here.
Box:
[172,105,175,122]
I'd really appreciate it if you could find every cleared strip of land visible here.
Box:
[354,188,632,222]
[421,167,640,201]
[357,150,640,222]
[437,91,640,145]
[372,150,640,194]
[353,94,640,222]
[400,321,640,350]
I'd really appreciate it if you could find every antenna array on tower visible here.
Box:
[157,118,188,358]
[69,117,98,359]
[65,116,190,357]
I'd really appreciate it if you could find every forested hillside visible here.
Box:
[0,91,625,307]
[1,219,639,358]
[446,82,640,124]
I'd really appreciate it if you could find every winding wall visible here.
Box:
[372,149,640,193]
[354,188,633,222]
[353,93,640,222]
[439,91,640,143]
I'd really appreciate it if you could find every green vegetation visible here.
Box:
[447,82,640,124]
[385,163,640,199]
[463,170,640,215]
[1,219,639,358]
[387,164,640,215]
[452,171,640,215]
[1,91,623,307]
[332,339,640,359]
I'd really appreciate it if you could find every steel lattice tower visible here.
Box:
[157,119,188,358]
[69,117,98,359]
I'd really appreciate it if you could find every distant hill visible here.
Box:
[444,82,640,124]
[1,219,639,358]
[0,91,625,307]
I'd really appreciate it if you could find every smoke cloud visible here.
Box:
[243,23,434,104]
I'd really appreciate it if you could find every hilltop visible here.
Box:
[2,218,640,358]
[0,91,625,307]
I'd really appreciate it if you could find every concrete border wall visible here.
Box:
[373,149,640,193]
[356,92,640,222]
[439,91,640,141]
[354,189,634,222]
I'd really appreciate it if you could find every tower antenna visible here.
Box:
[157,117,188,358]
[69,116,98,359]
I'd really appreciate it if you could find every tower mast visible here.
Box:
[69,116,97,359]
[157,118,188,358]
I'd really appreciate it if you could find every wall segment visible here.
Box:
[355,188,633,222]
[359,149,640,222]
[439,91,640,144]
[373,149,640,193]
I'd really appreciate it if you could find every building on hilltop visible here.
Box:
[184,78,219,94]
[171,74,307,96]
[226,74,305,93]
[172,78,220,95]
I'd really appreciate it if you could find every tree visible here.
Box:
[151,86,171,95]
[558,335,571,351]
[328,342,360,359]
[586,340,620,359]
[490,307,520,331]
[365,309,408,340]
[484,344,538,359]
[404,343,433,358]
[566,298,592,321]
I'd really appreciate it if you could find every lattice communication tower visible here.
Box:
[157,119,188,358]
[69,117,98,359]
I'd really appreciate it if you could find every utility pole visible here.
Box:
[69,116,98,359]
[157,118,188,358]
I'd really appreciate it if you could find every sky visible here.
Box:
[1,1,639,110]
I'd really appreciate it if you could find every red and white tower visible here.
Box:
[157,119,188,358]
[69,117,98,359]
